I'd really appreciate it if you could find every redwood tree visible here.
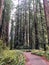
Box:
[43,0,49,45]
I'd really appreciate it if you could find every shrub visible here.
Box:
[0,50,25,65]
[0,40,9,51]
[45,51,49,60]
[0,40,3,50]
[0,40,3,45]
[31,49,45,56]
[46,45,49,50]
[31,49,49,60]
[0,40,25,65]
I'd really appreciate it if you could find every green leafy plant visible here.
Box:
[0,50,25,65]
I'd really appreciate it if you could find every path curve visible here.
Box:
[24,52,49,65]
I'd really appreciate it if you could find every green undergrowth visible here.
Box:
[0,40,25,65]
[0,50,25,65]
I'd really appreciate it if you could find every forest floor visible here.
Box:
[24,52,49,65]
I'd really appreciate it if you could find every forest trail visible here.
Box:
[24,52,49,65]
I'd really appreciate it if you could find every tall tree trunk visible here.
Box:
[24,0,27,48]
[0,0,4,38]
[43,0,49,45]
[39,0,46,51]
[34,0,39,49]
[10,20,14,50]
[29,0,32,48]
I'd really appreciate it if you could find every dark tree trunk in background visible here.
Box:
[14,17,19,49]
[34,21,39,49]
[39,0,46,51]
[34,0,39,49]
[10,20,14,49]
[1,0,11,46]
[24,0,27,48]
[1,8,5,39]
[1,7,6,44]
[29,0,32,49]
[0,0,1,8]
[0,0,4,38]
[2,5,8,46]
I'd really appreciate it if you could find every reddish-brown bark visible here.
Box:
[43,0,49,44]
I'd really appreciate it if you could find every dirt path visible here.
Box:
[24,52,49,65]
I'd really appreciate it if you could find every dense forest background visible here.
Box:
[0,0,49,50]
